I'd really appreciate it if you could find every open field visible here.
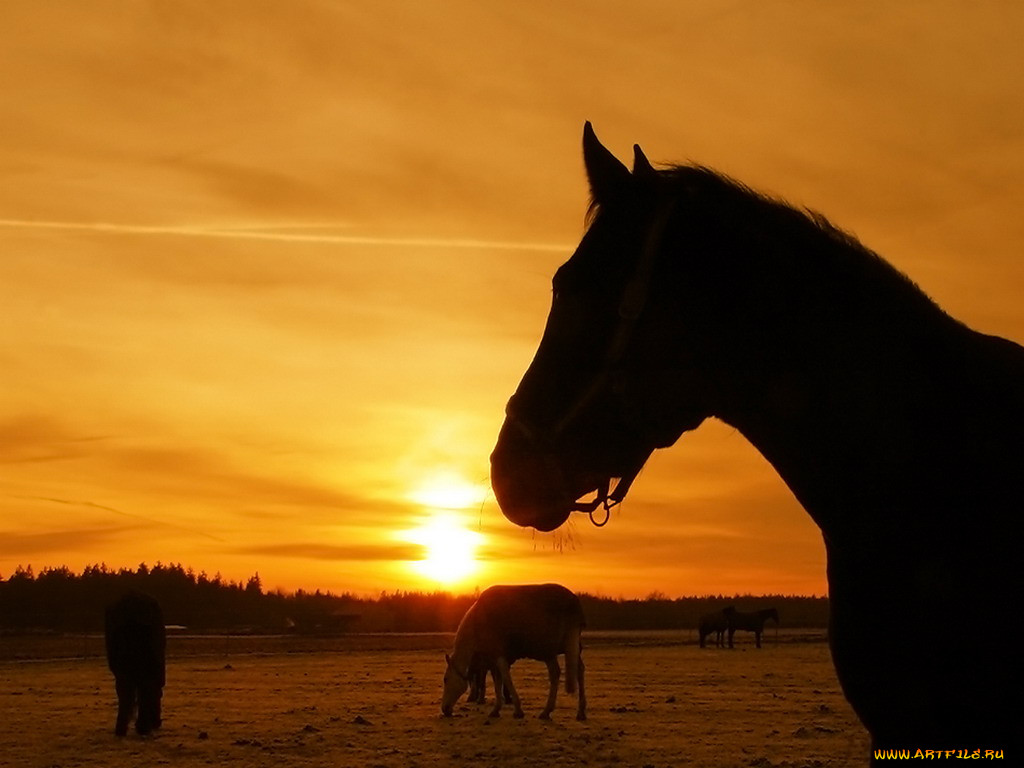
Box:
[0,632,870,767]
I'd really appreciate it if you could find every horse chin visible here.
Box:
[492,461,601,531]
[499,499,573,532]
[497,474,618,531]
[527,507,573,532]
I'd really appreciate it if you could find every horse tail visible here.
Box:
[564,623,582,695]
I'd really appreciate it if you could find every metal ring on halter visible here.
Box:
[589,502,612,527]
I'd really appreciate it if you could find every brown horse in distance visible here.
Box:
[442,584,586,720]
[724,607,778,648]
[698,607,730,648]
[105,591,166,736]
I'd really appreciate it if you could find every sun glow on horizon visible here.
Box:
[401,511,484,586]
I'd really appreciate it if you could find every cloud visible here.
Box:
[102,445,413,524]
[9,495,225,543]
[238,541,422,563]
[0,526,136,558]
[0,415,108,465]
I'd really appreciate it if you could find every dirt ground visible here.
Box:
[0,636,870,768]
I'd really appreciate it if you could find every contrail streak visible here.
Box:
[11,495,225,542]
[0,218,570,253]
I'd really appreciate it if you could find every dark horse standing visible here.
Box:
[105,591,166,736]
[490,123,1020,757]
[724,607,778,649]
[698,607,729,648]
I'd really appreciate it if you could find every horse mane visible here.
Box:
[589,164,948,326]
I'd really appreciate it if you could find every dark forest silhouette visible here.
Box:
[0,563,828,634]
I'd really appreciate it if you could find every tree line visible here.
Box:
[0,563,829,633]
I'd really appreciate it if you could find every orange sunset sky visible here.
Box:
[2,2,1022,598]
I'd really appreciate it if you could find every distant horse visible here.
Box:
[724,607,778,649]
[490,123,1020,756]
[442,584,586,720]
[105,591,166,736]
[698,607,730,648]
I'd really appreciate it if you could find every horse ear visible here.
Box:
[632,143,656,181]
[583,121,632,205]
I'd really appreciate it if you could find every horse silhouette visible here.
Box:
[104,591,166,736]
[490,123,1020,756]
[442,584,586,720]
[723,607,778,648]
[698,607,730,648]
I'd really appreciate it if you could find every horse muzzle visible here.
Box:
[490,419,579,531]
[490,418,625,531]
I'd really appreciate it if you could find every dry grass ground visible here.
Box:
[0,634,870,767]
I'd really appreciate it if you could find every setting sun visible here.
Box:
[402,512,484,586]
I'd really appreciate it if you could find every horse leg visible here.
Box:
[491,658,523,719]
[539,659,560,719]
[136,679,162,734]
[468,666,484,704]
[487,659,524,720]
[728,628,735,649]
[575,656,587,721]
[488,665,503,717]
[755,630,762,649]
[113,676,135,736]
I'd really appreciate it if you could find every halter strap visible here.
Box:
[553,198,676,440]
[561,199,676,521]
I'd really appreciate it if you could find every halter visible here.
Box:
[506,198,676,527]
[445,652,471,683]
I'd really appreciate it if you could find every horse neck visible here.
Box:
[681,232,966,535]
[451,613,479,668]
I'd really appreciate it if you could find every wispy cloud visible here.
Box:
[8,495,225,542]
[239,541,422,562]
[0,525,137,558]
[0,416,108,465]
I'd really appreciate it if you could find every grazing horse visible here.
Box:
[441,584,586,720]
[490,123,1020,756]
[698,607,731,648]
[104,591,166,736]
[724,607,778,649]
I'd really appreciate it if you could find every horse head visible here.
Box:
[441,652,471,716]
[491,123,719,532]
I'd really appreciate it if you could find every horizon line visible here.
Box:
[0,562,828,600]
